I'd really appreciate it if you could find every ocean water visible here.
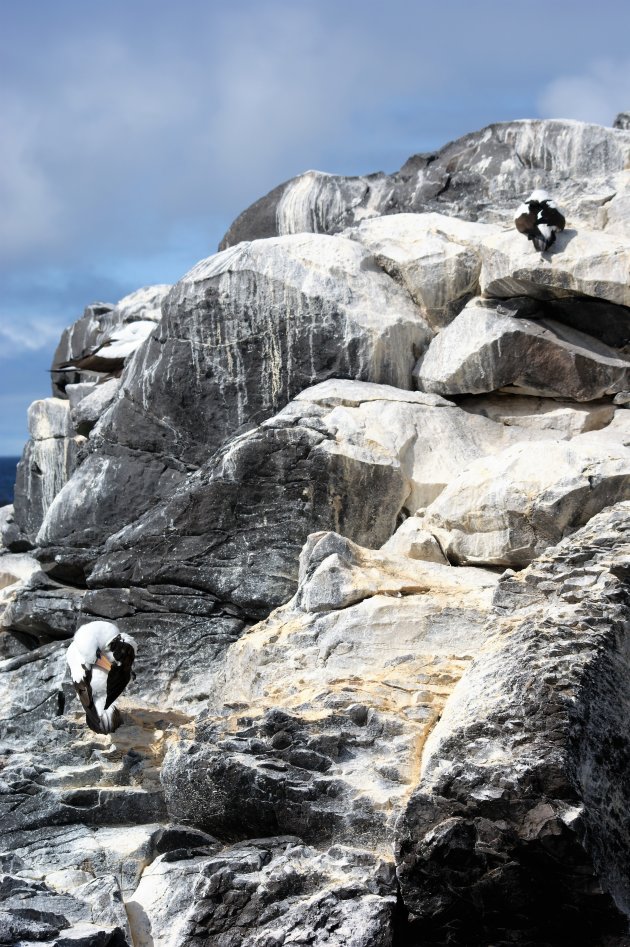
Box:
[0,457,19,507]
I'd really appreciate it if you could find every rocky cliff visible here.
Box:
[2,115,630,946]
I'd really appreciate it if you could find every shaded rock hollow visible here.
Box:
[2,115,630,945]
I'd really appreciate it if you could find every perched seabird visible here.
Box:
[514,189,565,252]
[66,620,137,734]
[54,320,156,376]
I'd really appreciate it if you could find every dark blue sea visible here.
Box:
[0,457,19,507]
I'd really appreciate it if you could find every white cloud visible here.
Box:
[538,58,630,125]
[0,318,67,358]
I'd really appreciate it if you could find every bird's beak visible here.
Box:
[94,654,113,672]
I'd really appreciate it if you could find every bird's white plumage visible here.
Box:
[66,620,137,733]
[514,202,529,219]
[527,189,551,202]
[95,320,155,361]
[537,223,553,241]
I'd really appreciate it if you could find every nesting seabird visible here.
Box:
[514,189,565,252]
[66,620,137,734]
[54,319,156,376]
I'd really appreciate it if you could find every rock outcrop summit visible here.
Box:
[2,115,630,946]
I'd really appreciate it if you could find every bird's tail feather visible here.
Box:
[85,704,123,734]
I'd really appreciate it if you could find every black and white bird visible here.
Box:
[66,621,137,734]
[514,189,566,252]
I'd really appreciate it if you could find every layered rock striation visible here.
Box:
[3,116,630,945]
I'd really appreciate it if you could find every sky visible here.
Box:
[1,0,630,455]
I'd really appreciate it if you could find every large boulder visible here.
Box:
[12,399,85,545]
[480,227,630,306]
[396,503,630,945]
[420,432,630,567]
[414,298,630,401]
[35,236,431,566]
[220,120,630,247]
[344,213,499,329]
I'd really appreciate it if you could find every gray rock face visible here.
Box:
[126,838,396,947]
[414,298,630,402]
[396,503,630,945]
[220,120,630,247]
[420,434,630,567]
[614,111,630,130]
[344,213,499,329]
[12,399,85,546]
[70,379,121,436]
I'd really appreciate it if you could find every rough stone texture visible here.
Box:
[220,119,630,248]
[12,400,86,546]
[126,838,396,947]
[380,516,449,563]
[162,532,497,846]
[396,504,630,945]
[70,379,121,436]
[420,434,630,567]
[457,392,615,438]
[344,213,500,329]
[414,298,630,402]
[614,111,630,130]
[480,227,630,306]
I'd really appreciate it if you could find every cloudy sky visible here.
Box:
[1,0,630,455]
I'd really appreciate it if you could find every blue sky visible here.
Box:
[2,0,630,455]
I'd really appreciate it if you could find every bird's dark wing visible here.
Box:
[105,646,135,709]
[59,353,125,374]
[515,209,537,235]
[539,203,565,231]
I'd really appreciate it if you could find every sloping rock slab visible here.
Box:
[421,435,630,567]
[396,503,630,945]
[480,228,630,306]
[414,299,630,401]
[41,380,558,592]
[13,400,86,545]
[97,233,431,466]
[344,213,499,329]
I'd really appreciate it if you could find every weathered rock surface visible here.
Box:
[480,227,630,306]
[420,433,630,567]
[162,532,497,846]
[344,213,499,329]
[396,503,630,944]
[69,378,121,436]
[50,286,171,398]
[12,399,86,546]
[221,119,630,247]
[414,298,630,401]
[126,838,396,947]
